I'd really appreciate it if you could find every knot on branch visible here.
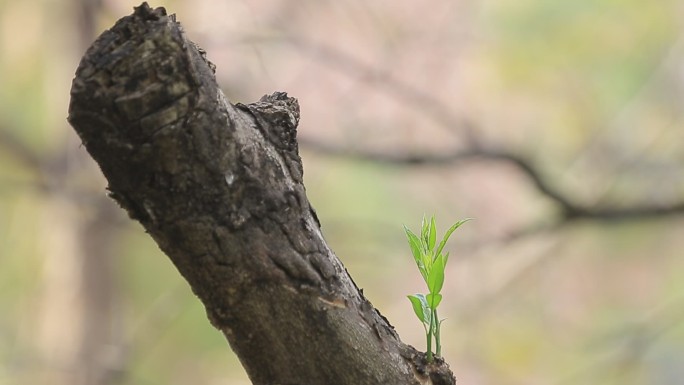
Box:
[236,92,303,182]
[133,2,168,21]
[236,92,300,153]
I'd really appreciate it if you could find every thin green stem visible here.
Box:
[426,315,434,362]
[434,309,441,357]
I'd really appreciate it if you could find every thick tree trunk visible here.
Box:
[67,3,455,384]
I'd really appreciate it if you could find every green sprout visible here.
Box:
[405,215,470,362]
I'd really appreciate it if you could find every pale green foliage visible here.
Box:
[405,216,470,362]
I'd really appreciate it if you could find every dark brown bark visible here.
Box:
[67,3,455,384]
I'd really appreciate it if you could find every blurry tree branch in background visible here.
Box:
[300,136,684,222]
[281,39,684,227]
[285,37,480,144]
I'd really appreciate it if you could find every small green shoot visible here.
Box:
[405,215,470,362]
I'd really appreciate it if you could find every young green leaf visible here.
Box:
[427,263,445,295]
[442,251,450,265]
[408,294,427,323]
[426,292,442,309]
[421,252,432,279]
[421,215,430,246]
[404,228,424,267]
[435,218,471,258]
[408,294,432,325]
[428,216,437,251]
[434,253,447,274]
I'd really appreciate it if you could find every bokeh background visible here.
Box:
[2,0,684,384]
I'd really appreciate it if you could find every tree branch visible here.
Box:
[299,137,684,222]
[67,3,454,384]
[287,37,475,140]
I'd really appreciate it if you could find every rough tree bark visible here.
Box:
[67,3,455,384]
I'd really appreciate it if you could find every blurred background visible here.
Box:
[1,0,684,384]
